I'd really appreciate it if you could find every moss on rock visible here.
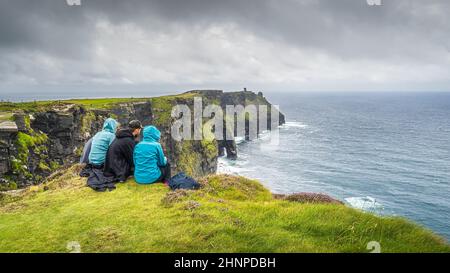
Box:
[12,128,50,183]
[0,181,18,191]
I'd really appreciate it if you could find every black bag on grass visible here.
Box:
[168,172,200,190]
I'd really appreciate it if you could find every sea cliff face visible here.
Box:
[0,90,285,189]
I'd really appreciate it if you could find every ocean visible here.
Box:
[218,92,450,240]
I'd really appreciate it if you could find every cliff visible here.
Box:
[0,90,285,189]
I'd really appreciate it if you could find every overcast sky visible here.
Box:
[1,0,450,99]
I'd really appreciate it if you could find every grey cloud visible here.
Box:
[0,0,450,93]
[80,0,450,60]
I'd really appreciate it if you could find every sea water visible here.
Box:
[218,92,450,240]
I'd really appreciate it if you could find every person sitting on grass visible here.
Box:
[104,120,143,182]
[79,137,93,165]
[133,125,171,184]
[88,118,118,169]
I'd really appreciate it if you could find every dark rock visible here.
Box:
[0,121,18,175]
[218,140,237,159]
[12,113,28,132]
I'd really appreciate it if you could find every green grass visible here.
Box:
[0,98,151,112]
[150,93,198,127]
[0,101,69,112]
[0,112,13,122]
[0,165,448,253]
[0,93,199,113]
[65,98,150,109]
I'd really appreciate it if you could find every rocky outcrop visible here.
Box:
[186,90,285,159]
[0,121,18,189]
[0,90,285,189]
[273,193,344,205]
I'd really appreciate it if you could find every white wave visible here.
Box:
[345,196,384,213]
[234,136,246,144]
[257,130,272,141]
[281,121,308,129]
[217,157,247,175]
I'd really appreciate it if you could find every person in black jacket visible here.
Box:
[104,120,143,182]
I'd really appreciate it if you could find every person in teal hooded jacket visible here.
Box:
[88,118,118,166]
[133,125,170,184]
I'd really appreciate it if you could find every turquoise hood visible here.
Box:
[88,118,118,165]
[102,118,118,133]
[143,126,161,142]
[133,125,167,184]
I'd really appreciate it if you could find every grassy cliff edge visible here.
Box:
[0,165,448,253]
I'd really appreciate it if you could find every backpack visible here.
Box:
[168,172,200,190]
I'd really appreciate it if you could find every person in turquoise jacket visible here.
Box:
[88,118,118,166]
[134,125,170,184]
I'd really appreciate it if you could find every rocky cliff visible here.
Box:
[0,90,285,189]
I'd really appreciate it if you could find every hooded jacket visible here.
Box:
[133,126,167,184]
[88,118,118,165]
[104,128,137,182]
